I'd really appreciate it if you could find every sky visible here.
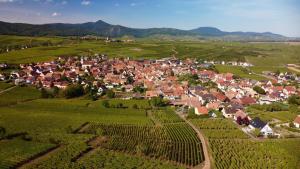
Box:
[0,0,300,37]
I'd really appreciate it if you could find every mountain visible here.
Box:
[0,20,292,41]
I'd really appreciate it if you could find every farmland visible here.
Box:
[0,87,204,168]
[191,119,300,169]
[1,36,300,75]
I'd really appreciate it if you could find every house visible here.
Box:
[240,96,256,106]
[145,90,160,98]
[233,110,248,121]
[293,115,300,128]
[249,117,273,136]
[222,107,239,118]
[195,106,209,115]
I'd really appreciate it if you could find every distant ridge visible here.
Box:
[0,20,294,41]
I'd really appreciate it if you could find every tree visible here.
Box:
[102,100,110,108]
[253,86,266,95]
[132,104,138,109]
[126,76,134,84]
[41,88,50,98]
[150,97,167,107]
[288,95,300,105]
[243,117,250,126]
[0,127,6,139]
[236,116,243,125]
[63,84,85,99]
[106,89,115,98]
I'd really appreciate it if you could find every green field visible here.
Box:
[1,36,300,75]
[215,65,267,80]
[0,87,204,168]
[0,82,14,92]
[191,118,300,169]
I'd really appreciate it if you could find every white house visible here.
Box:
[294,115,300,128]
[250,117,273,136]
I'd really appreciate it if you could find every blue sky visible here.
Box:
[0,0,300,37]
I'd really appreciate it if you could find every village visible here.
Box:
[1,55,300,139]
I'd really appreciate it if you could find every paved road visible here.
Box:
[0,86,16,95]
[176,110,211,169]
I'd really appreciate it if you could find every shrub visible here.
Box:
[63,84,84,99]
[288,95,300,105]
[253,86,266,95]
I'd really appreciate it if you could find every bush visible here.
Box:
[102,100,110,108]
[63,84,84,99]
[288,95,300,105]
[253,86,266,95]
[106,89,115,98]
[0,127,6,139]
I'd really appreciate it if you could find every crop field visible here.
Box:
[191,119,249,139]
[191,119,300,169]
[0,86,40,107]
[247,105,299,123]
[0,82,14,91]
[1,36,300,74]
[0,93,204,168]
[0,139,55,169]
[215,65,267,80]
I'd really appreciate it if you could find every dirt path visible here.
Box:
[287,67,300,73]
[17,145,63,169]
[0,86,16,95]
[176,111,211,169]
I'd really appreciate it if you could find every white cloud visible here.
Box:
[130,3,136,7]
[61,1,67,5]
[51,12,61,17]
[81,0,90,6]
[0,0,16,3]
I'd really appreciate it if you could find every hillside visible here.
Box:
[0,20,292,41]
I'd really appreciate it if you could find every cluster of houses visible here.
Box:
[1,56,299,137]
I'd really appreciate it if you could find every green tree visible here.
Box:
[106,89,115,98]
[102,100,110,108]
[288,95,300,105]
[253,86,266,95]
[0,127,6,139]
[63,84,85,99]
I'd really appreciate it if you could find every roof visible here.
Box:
[250,117,267,129]
[235,110,247,119]
[196,106,209,114]
[240,97,256,105]
[294,115,300,124]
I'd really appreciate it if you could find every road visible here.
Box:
[176,109,211,169]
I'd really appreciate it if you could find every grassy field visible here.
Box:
[215,65,267,80]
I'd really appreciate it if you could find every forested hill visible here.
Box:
[0,20,291,41]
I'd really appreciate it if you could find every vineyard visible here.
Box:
[191,119,300,169]
[191,118,249,139]
[81,122,204,166]
[210,139,300,169]
[0,139,55,169]
[151,108,184,123]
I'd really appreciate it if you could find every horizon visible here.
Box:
[0,0,300,37]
